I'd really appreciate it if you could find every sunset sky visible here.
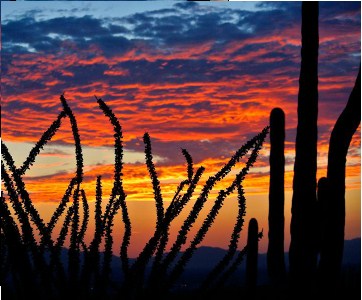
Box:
[1,1,360,257]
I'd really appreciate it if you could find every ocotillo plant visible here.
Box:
[289,1,319,288]
[201,177,248,290]
[165,130,267,290]
[201,185,264,293]
[157,127,269,278]
[0,191,36,298]
[124,126,269,299]
[60,95,84,295]
[1,93,269,300]
[267,108,286,285]
[96,96,131,281]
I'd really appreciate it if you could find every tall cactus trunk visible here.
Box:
[316,176,329,287]
[246,218,258,297]
[316,177,329,253]
[267,108,286,285]
[289,1,319,289]
[319,69,361,286]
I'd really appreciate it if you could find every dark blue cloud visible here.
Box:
[2,17,38,44]
[0,2,293,56]
[2,14,131,55]
[320,1,361,16]
[239,7,300,36]
[3,15,108,43]
[2,1,360,112]
[92,35,131,56]
[4,100,52,113]
[45,15,109,36]
[174,2,199,11]
[255,2,301,11]
[3,1,359,58]
[124,136,248,166]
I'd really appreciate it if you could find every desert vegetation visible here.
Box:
[266,2,360,298]
[1,93,269,299]
[1,2,360,300]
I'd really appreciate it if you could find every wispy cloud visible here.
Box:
[2,1,360,198]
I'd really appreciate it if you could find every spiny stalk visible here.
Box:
[166,189,227,289]
[95,176,103,239]
[60,94,83,290]
[18,111,67,176]
[202,180,246,289]
[151,178,189,273]
[144,132,164,231]
[182,148,194,181]
[149,162,205,285]
[68,186,81,287]
[103,192,127,276]
[0,193,36,297]
[96,96,130,274]
[51,205,74,293]
[215,245,248,288]
[46,178,77,237]
[88,176,103,255]
[167,132,265,287]
[69,187,80,253]
[122,133,167,286]
[161,126,269,272]
[60,94,83,184]
[1,143,49,247]
[96,96,123,223]
[1,164,50,291]
[77,189,89,248]
[52,205,74,258]
[214,231,263,289]
[132,155,204,288]
[170,166,205,219]
[0,193,23,250]
[1,162,34,246]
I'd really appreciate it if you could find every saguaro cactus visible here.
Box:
[316,177,329,278]
[320,69,361,285]
[246,218,259,293]
[267,108,286,285]
[289,1,319,287]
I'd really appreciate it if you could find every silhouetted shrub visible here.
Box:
[1,94,268,299]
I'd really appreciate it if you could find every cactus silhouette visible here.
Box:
[289,1,319,288]
[319,68,361,287]
[2,3,359,298]
[316,177,329,280]
[267,108,286,285]
[246,218,259,296]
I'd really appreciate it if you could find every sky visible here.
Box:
[1,1,361,257]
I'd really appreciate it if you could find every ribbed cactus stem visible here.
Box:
[317,177,329,282]
[321,68,361,286]
[246,218,258,293]
[267,108,286,285]
[289,1,319,287]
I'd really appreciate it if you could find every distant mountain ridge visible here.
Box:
[178,238,361,286]
[56,238,360,287]
[108,238,360,287]
[188,237,361,270]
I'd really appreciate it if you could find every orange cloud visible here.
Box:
[2,2,360,255]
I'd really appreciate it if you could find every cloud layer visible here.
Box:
[1,1,360,256]
[2,1,360,195]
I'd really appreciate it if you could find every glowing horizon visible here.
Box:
[1,1,360,258]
